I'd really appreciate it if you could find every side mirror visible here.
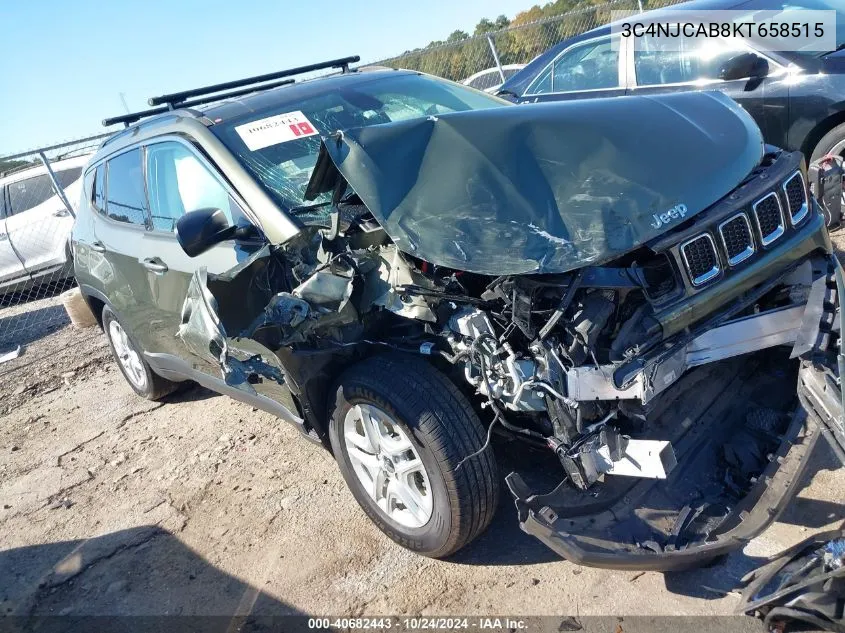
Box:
[717,52,769,81]
[176,208,236,257]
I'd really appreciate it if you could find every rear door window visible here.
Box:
[105,149,147,226]
[7,174,56,215]
[633,34,750,86]
[55,166,83,189]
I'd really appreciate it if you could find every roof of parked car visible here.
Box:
[0,154,91,185]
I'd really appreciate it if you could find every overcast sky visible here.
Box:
[0,0,534,155]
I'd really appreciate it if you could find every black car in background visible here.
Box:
[498,0,845,168]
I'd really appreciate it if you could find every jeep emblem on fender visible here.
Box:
[651,203,689,229]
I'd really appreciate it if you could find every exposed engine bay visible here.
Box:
[179,179,833,536]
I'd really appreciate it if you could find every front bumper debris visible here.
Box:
[736,528,845,632]
[507,409,820,571]
[508,254,844,571]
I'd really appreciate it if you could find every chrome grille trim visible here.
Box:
[680,233,720,287]
[717,212,755,266]
[783,170,809,225]
[752,192,785,246]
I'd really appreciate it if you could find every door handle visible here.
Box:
[53,209,71,217]
[0,233,7,241]
[141,257,169,274]
[90,241,106,253]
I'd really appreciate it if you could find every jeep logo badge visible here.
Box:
[651,203,688,230]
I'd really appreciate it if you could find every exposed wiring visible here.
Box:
[437,349,469,364]
[456,412,498,472]
[511,379,578,410]
[456,333,546,471]
[564,409,618,456]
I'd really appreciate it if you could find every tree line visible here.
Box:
[382,0,677,81]
[0,158,38,176]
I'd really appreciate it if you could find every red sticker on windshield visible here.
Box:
[235,111,319,151]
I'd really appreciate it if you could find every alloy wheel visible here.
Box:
[342,403,434,528]
[108,319,148,391]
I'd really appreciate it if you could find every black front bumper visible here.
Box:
[507,410,820,571]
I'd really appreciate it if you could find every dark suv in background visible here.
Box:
[499,0,845,175]
[73,58,844,569]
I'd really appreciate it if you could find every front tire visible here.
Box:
[328,354,499,558]
[102,305,178,401]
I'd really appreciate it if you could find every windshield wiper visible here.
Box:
[289,201,331,216]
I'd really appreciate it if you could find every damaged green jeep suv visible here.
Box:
[73,58,845,568]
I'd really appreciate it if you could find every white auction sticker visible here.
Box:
[234,111,319,151]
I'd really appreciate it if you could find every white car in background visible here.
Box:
[0,154,90,296]
[461,64,526,93]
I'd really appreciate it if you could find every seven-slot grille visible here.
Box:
[783,171,809,224]
[718,213,754,266]
[678,172,809,288]
[752,192,785,245]
[680,234,720,286]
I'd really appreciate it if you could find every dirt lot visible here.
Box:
[0,274,843,622]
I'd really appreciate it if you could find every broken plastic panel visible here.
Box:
[737,528,845,632]
[177,266,291,404]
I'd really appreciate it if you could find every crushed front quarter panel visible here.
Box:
[177,266,294,408]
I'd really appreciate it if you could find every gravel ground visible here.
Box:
[0,258,843,624]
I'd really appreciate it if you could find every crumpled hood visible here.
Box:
[311,90,764,275]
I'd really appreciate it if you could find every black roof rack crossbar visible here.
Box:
[148,55,360,107]
[102,77,298,128]
[103,106,171,128]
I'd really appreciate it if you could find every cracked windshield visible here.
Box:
[211,73,505,213]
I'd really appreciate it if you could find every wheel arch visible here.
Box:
[801,109,845,160]
[282,346,464,450]
[77,284,109,329]
[276,345,365,450]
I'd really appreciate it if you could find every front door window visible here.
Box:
[146,141,245,232]
[633,34,750,86]
[527,36,620,95]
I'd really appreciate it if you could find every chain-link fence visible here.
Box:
[368,0,683,87]
[0,0,687,359]
[0,135,110,355]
